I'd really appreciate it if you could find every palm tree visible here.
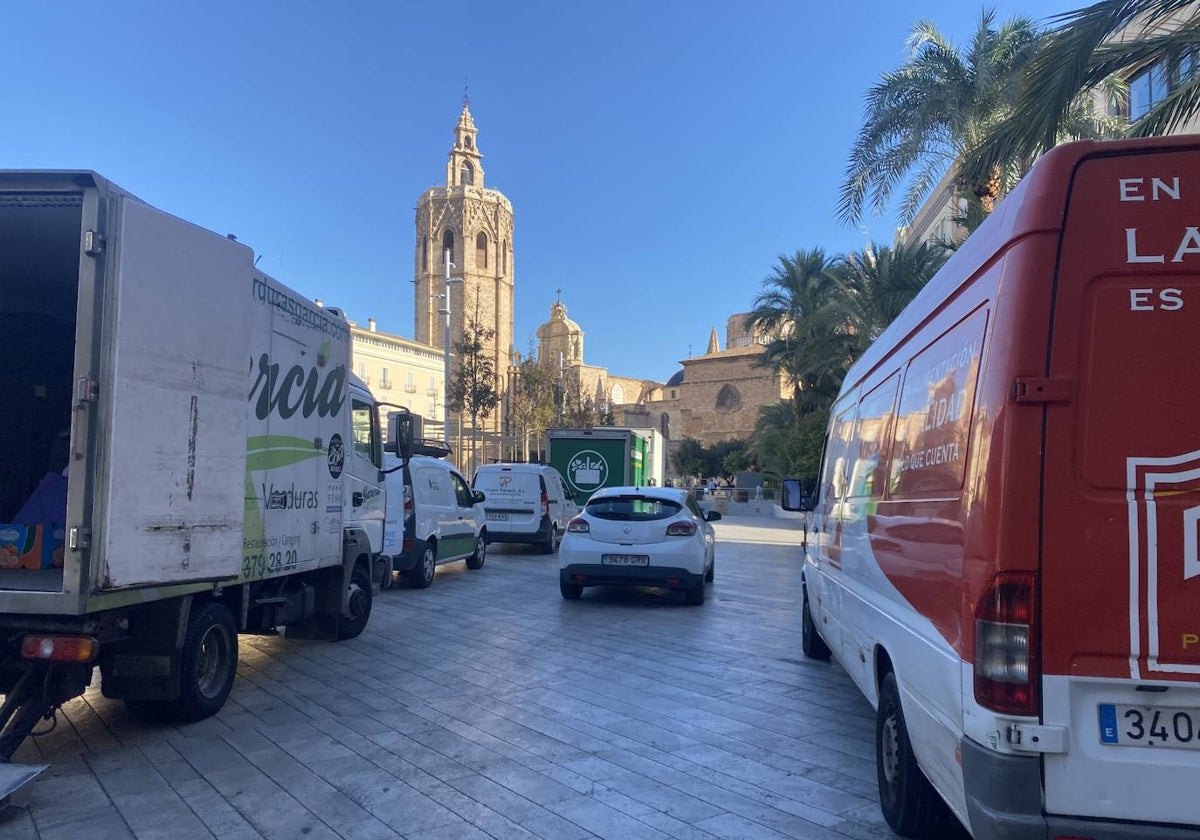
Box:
[746,249,851,417]
[962,0,1194,195]
[839,10,1045,227]
[835,240,949,348]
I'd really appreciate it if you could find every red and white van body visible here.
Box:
[804,136,1200,839]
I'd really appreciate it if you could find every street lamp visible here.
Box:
[440,247,461,453]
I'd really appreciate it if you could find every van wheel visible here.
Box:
[465,535,487,570]
[337,563,373,641]
[560,578,582,600]
[802,588,831,660]
[877,671,950,837]
[539,526,559,554]
[408,543,436,588]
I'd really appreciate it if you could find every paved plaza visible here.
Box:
[0,516,914,840]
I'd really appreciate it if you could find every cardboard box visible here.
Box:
[0,524,59,570]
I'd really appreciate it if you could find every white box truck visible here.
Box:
[0,172,397,797]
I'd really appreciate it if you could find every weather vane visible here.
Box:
[463,75,470,109]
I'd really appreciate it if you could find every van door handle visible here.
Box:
[352,491,364,507]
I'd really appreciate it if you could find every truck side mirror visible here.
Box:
[386,410,414,461]
[782,479,815,512]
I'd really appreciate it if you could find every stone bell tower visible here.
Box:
[414,97,515,442]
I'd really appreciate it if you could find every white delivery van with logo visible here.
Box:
[472,463,579,553]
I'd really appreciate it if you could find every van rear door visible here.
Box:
[1040,144,1200,827]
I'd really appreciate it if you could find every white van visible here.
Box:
[472,463,579,553]
[382,445,487,589]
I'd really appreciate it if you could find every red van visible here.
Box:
[785,136,1200,839]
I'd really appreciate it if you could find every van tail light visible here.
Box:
[974,571,1039,716]
[567,517,590,533]
[541,489,550,518]
[404,485,414,516]
[666,521,697,536]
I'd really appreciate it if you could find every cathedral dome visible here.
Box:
[666,369,685,387]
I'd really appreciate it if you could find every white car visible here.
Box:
[558,486,720,605]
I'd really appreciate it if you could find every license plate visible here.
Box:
[1099,704,1200,749]
[601,554,648,567]
[486,512,509,521]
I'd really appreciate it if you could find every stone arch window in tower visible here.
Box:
[422,237,429,271]
[476,232,488,269]
[501,239,508,274]
[715,384,742,414]
[460,160,474,186]
[611,384,625,404]
[441,229,455,263]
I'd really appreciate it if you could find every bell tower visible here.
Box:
[414,97,515,449]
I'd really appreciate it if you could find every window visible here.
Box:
[406,372,416,393]
[351,399,380,467]
[888,308,987,495]
[1129,63,1167,120]
[847,373,899,499]
[429,401,437,417]
[715,384,742,413]
[501,239,508,274]
[452,473,474,507]
[442,230,454,263]
[460,161,474,186]
[427,376,436,396]
[356,362,366,379]
[476,232,488,269]
[380,367,390,389]
[422,237,429,272]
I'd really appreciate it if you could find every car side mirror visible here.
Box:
[705,510,722,522]
[782,479,815,512]
[473,490,486,504]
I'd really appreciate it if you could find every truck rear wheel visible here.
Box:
[337,563,373,641]
[128,602,238,723]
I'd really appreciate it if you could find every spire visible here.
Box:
[706,326,720,355]
[447,97,484,188]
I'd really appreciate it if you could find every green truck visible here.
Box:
[548,428,650,505]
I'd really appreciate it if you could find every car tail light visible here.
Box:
[974,572,1038,716]
[666,521,696,536]
[567,517,589,533]
[21,635,99,663]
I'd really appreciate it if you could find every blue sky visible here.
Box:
[5,0,1082,382]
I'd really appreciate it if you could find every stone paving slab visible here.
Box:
[1,516,928,839]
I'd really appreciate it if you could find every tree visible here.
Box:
[746,249,853,417]
[508,348,557,461]
[835,240,949,349]
[446,296,500,475]
[750,401,828,490]
[962,0,1199,192]
[557,368,596,428]
[671,438,706,483]
[839,11,1085,227]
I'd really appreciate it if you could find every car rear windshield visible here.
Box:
[585,496,682,521]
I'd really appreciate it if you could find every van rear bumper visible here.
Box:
[961,737,1199,839]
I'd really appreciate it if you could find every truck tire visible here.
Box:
[337,563,373,641]
[801,588,831,660]
[876,671,951,837]
[408,542,436,588]
[129,602,238,723]
[465,535,487,570]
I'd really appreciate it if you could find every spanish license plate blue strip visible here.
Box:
[1099,704,1118,744]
